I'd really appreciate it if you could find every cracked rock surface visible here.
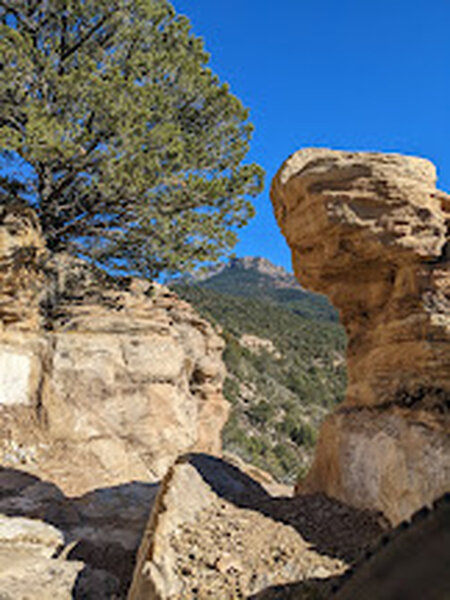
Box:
[0,206,228,495]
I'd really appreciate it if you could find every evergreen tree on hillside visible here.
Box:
[0,0,264,277]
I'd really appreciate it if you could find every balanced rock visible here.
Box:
[271,148,450,523]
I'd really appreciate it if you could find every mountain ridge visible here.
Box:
[172,256,301,289]
[172,256,346,483]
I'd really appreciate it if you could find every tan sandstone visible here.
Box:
[128,453,383,600]
[271,148,450,524]
[0,205,229,596]
[0,206,228,494]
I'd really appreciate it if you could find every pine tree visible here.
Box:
[0,0,264,278]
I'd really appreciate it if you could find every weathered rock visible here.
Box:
[271,148,450,523]
[128,453,384,600]
[0,512,83,600]
[240,334,282,359]
[0,204,46,332]
[0,206,228,495]
[0,466,158,598]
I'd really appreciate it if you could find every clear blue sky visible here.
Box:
[172,0,450,271]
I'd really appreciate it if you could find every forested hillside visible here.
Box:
[173,258,347,483]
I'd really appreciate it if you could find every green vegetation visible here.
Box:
[0,0,263,278]
[175,282,346,484]
[198,266,339,322]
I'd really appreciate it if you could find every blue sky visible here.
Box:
[172,0,450,271]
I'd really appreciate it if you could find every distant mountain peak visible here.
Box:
[217,256,299,289]
[228,256,292,277]
[170,256,301,290]
[199,256,302,291]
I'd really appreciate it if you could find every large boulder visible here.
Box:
[271,148,450,524]
[128,453,383,600]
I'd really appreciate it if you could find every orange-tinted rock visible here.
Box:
[271,148,450,523]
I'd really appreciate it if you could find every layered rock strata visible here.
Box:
[271,148,450,523]
[0,204,229,595]
[0,204,46,332]
[0,205,228,495]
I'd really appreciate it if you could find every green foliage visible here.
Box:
[198,266,339,322]
[247,400,275,426]
[277,415,317,447]
[222,376,240,405]
[175,282,347,483]
[0,0,264,278]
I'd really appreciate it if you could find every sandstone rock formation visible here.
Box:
[0,512,83,599]
[0,204,46,332]
[128,453,383,600]
[271,148,450,524]
[0,466,158,597]
[0,204,228,495]
[0,204,229,595]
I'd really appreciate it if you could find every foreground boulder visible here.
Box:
[129,453,384,599]
[271,148,450,524]
[0,204,228,495]
[0,467,158,597]
[0,513,83,600]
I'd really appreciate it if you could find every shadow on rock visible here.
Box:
[189,453,387,563]
[0,466,159,598]
[248,576,343,599]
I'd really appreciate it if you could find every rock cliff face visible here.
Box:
[271,148,450,523]
[0,204,45,331]
[0,205,228,495]
[0,204,229,595]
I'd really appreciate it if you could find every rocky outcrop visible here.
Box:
[128,453,383,600]
[0,513,83,599]
[0,204,230,595]
[0,204,228,496]
[0,466,158,598]
[271,148,450,523]
[0,204,46,331]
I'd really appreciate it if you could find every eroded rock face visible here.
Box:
[0,206,228,496]
[0,204,46,331]
[271,148,450,523]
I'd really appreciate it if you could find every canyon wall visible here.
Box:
[271,148,450,523]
